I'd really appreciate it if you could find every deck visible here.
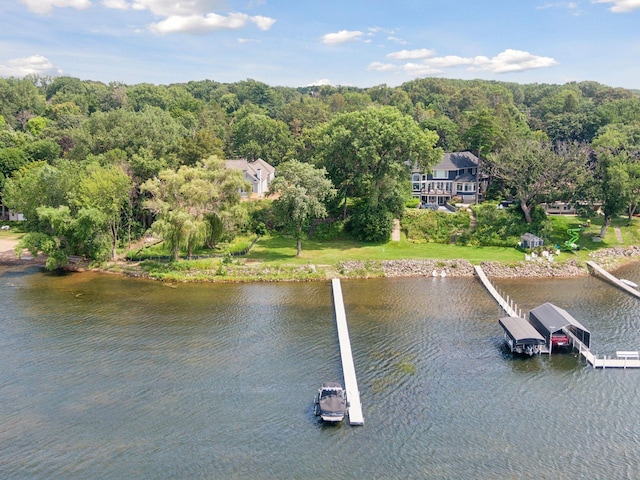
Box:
[331,278,364,425]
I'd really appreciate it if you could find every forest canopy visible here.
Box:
[1,74,639,266]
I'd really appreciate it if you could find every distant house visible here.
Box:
[0,205,24,221]
[225,158,275,199]
[520,233,543,249]
[410,151,481,206]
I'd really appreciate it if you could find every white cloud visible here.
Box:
[536,2,584,15]
[322,30,364,45]
[20,0,91,14]
[307,79,332,86]
[402,63,442,76]
[470,49,558,72]
[102,0,129,8]
[372,48,557,78]
[251,15,276,31]
[104,0,228,16]
[592,0,640,12]
[103,1,275,34]
[368,62,398,72]
[422,55,476,68]
[0,55,63,77]
[387,36,408,45]
[151,12,257,34]
[388,48,434,60]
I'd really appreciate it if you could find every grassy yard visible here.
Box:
[246,234,526,265]
[127,213,640,270]
[548,214,640,261]
[245,214,640,266]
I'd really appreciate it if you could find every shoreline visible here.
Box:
[2,237,639,281]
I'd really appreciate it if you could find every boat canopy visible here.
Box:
[528,302,591,348]
[499,317,545,345]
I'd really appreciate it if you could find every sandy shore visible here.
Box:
[0,237,44,266]
[0,238,18,253]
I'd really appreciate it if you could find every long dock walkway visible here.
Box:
[586,260,640,299]
[331,278,364,425]
[474,265,523,318]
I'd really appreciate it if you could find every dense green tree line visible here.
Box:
[1,74,639,266]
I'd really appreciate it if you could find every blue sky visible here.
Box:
[1,0,639,89]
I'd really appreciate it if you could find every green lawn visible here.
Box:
[246,234,525,265]
[245,215,640,266]
[547,214,640,261]
[128,213,640,269]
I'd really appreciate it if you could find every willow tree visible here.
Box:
[141,156,248,260]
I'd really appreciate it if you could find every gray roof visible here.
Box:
[521,232,542,241]
[499,317,546,345]
[529,302,590,334]
[454,172,477,182]
[225,158,275,181]
[437,152,479,170]
[410,151,479,172]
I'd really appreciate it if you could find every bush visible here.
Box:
[463,203,551,247]
[402,209,470,243]
[405,197,420,208]
[346,205,393,242]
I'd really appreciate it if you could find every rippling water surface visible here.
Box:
[2,265,640,479]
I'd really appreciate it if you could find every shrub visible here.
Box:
[405,197,420,208]
[401,209,470,243]
[465,203,551,247]
[346,205,393,242]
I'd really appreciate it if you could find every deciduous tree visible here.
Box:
[270,160,336,256]
[487,139,590,224]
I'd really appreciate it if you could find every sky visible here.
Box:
[1,0,640,89]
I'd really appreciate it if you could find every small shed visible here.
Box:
[521,232,543,249]
[499,317,545,355]
[529,302,591,349]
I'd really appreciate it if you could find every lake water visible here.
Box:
[2,264,640,479]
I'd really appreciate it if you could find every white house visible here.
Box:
[225,158,275,198]
[411,151,481,206]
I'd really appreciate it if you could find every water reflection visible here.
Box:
[1,266,640,479]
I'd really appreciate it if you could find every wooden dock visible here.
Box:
[586,261,640,299]
[564,327,640,368]
[476,265,640,367]
[474,265,524,318]
[331,278,364,425]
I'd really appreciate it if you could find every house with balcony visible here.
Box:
[225,158,275,199]
[411,151,480,206]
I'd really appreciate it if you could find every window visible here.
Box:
[412,173,421,182]
[432,169,447,179]
[413,183,420,191]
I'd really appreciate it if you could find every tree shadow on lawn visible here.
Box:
[245,235,368,262]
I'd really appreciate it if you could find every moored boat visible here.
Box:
[314,382,347,422]
[620,279,638,289]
